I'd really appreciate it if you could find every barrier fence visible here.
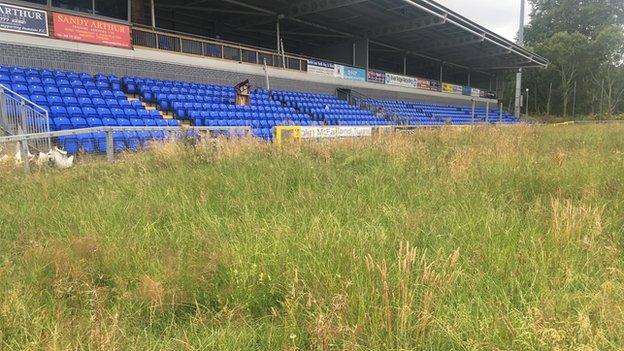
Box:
[0,85,50,152]
[0,126,251,174]
[132,26,308,72]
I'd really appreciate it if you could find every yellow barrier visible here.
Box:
[273,126,302,145]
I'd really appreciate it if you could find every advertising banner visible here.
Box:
[53,12,131,48]
[333,64,345,79]
[471,88,481,97]
[344,66,366,82]
[417,78,431,91]
[442,83,453,93]
[462,86,472,96]
[0,2,48,36]
[367,70,386,84]
[385,73,417,88]
[452,85,464,95]
[300,126,373,139]
[307,59,335,77]
[430,80,441,91]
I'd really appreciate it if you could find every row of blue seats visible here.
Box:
[52,116,179,130]
[49,106,159,119]
[31,95,141,108]
[7,84,124,99]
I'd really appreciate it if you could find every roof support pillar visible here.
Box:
[468,71,471,86]
[353,37,369,69]
[439,63,444,84]
[151,0,156,27]
[403,53,407,75]
[276,17,281,53]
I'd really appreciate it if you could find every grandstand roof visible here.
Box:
[155,0,548,73]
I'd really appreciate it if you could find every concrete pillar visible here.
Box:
[353,37,369,69]
[131,0,147,25]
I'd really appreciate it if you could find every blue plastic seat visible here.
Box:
[87,117,103,127]
[70,117,88,129]
[77,133,96,153]
[53,117,71,130]
[130,118,145,126]
[67,106,83,118]
[102,118,117,126]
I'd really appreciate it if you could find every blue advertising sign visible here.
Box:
[462,86,472,96]
[0,2,48,36]
[343,66,366,82]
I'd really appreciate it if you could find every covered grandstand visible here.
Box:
[0,0,546,156]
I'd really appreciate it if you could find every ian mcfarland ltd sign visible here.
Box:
[0,2,48,36]
[53,12,131,48]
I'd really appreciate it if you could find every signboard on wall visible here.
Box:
[0,2,48,36]
[367,70,386,84]
[442,83,453,93]
[462,86,472,96]
[471,88,481,97]
[307,59,335,77]
[452,85,464,95]
[52,12,131,48]
[385,73,417,88]
[344,66,366,81]
[417,79,431,91]
[430,80,441,91]
[300,126,373,139]
[334,64,345,79]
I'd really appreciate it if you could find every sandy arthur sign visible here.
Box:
[53,12,131,49]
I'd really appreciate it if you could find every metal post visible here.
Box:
[280,39,286,68]
[468,71,471,86]
[403,54,407,75]
[514,0,525,118]
[572,81,577,117]
[19,101,28,135]
[486,101,490,123]
[263,58,271,91]
[20,140,30,174]
[106,129,114,162]
[471,100,476,125]
[439,63,443,83]
[499,102,503,123]
[0,87,6,130]
[151,0,156,28]
[276,18,281,53]
[525,89,529,117]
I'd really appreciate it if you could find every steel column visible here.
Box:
[106,130,114,162]
[151,0,156,28]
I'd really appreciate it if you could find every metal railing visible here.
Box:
[0,85,51,152]
[132,26,308,72]
[0,126,252,174]
[345,89,406,125]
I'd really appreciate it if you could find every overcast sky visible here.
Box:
[435,0,532,42]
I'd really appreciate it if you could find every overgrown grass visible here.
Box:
[0,125,623,350]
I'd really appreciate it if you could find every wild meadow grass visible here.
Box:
[0,124,623,350]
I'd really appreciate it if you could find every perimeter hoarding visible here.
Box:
[344,66,366,82]
[307,59,335,77]
[53,12,132,48]
[385,73,417,88]
[367,70,386,84]
[0,2,48,36]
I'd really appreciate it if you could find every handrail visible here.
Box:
[132,24,366,70]
[0,125,252,144]
[0,84,49,116]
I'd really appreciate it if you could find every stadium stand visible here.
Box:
[1,64,521,154]
[0,65,180,153]
[362,99,520,125]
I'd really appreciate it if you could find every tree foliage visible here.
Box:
[508,0,624,118]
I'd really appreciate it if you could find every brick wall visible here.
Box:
[0,42,481,106]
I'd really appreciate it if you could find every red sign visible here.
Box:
[53,13,131,49]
